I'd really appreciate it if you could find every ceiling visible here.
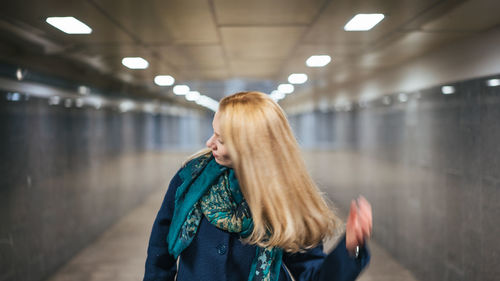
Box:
[0,0,499,104]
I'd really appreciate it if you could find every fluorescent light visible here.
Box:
[195,95,211,105]
[46,17,92,34]
[270,90,285,101]
[7,92,20,101]
[16,68,26,81]
[78,85,90,95]
[278,84,294,94]
[441,86,455,95]
[120,101,135,112]
[186,91,200,101]
[288,73,308,84]
[398,93,408,102]
[49,96,61,105]
[487,79,500,87]
[85,96,102,109]
[121,57,149,69]
[143,103,156,113]
[344,14,385,31]
[195,95,219,111]
[75,98,84,108]
[173,85,190,95]
[194,95,219,111]
[306,55,331,67]
[154,75,175,86]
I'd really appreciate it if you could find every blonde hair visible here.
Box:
[215,91,340,253]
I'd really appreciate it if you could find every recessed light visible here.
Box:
[173,85,190,95]
[441,86,455,95]
[306,55,331,67]
[486,79,500,87]
[344,14,385,31]
[143,103,156,113]
[154,75,175,86]
[288,73,308,84]
[195,95,211,105]
[46,17,92,34]
[186,91,200,101]
[195,95,219,111]
[270,90,285,101]
[278,84,294,94]
[120,101,135,112]
[398,93,408,102]
[121,57,149,69]
[76,99,84,108]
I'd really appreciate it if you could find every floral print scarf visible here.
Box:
[167,153,283,281]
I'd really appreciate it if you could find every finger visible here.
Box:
[357,197,373,232]
[346,200,359,250]
[356,202,372,234]
[356,210,371,239]
[355,224,364,246]
[347,200,357,226]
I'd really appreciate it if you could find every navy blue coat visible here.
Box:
[144,170,370,281]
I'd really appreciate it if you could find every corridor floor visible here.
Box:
[47,189,419,281]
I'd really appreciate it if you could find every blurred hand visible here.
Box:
[345,196,372,253]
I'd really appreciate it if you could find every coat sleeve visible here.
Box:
[143,171,182,281]
[283,235,370,281]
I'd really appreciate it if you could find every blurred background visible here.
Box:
[1,0,499,280]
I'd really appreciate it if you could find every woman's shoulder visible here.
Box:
[179,150,212,181]
[182,148,212,167]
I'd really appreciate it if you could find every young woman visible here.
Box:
[144,91,372,281]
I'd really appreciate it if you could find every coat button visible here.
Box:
[216,244,227,255]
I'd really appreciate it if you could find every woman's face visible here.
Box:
[206,112,233,167]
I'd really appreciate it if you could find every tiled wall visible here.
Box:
[0,92,210,281]
[294,75,500,281]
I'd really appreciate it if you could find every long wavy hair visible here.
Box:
[188,92,340,253]
[196,91,339,253]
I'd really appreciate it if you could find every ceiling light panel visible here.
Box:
[173,85,190,95]
[288,73,308,84]
[486,79,500,87]
[306,55,331,67]
[278,84,294,94]
[186,91,200,101]
[154,75,175,86]
[344,14,385,31]
[46,17,92,34]
[441,86,455,94]
[121,57,149,69]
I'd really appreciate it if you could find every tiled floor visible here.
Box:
[47,189,419,281]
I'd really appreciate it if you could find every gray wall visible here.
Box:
[295,75,500,281]
[0,91,210,281]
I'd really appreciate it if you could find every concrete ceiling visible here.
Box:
[0,0,499,103]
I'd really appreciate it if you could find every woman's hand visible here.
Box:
[345,196,372,254]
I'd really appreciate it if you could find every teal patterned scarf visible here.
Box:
[167,153,283,281]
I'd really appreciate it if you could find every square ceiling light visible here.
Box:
[344,14,385,31]
[278,84,294,94]
[288,73,308,84]
[441,86,455,95]
[486,79,500,87]
[46,17,92,34]
[154,75,175,86]
[122,57,149,69]
[173,85,190,95]
[306,55,331,67]
[186,91,200,101]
